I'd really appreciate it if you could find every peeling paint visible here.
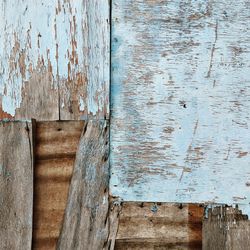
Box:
[0,0,109,119]
[110,0,250,212]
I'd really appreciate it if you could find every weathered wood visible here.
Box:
[33,121,84,250]
[203,206,250,250]
[0,121,34,250]
[57,120,109,249]
[115,202,203,250]
[110,0,250,208]
[105,199,122,250]
[0,0,110,120]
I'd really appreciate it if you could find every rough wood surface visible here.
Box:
[203,206,250,250]
[0,0,109,120]
[33,121,84,250]
[110,0,250,207]
[106,200,122,250]
[0,121,34,250]
[115,202,203,250]
[57,120,109,250]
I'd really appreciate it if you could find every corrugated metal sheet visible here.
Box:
[33,121,84,249]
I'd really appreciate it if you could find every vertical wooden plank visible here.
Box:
[57,120,109,249]
[0,0,110,120]
[203,206,250,250]
[59,0,110,120]
[106,199,122,250]
[0,121,34,250]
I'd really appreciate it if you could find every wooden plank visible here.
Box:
[110,0,250,207]
[57,120,109,249]
[203,206,250,250]
[0,0,110,120]
[0,121,34,250]
[33,121,83,250]
[115,202,203,250]
[106,199,122,250]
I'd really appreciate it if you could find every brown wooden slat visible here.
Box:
[57,120,109,249]
[0,121,34,250]
[33,121,84,250]
[115,202,203,250]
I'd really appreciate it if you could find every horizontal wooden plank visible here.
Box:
[115,202,203,250]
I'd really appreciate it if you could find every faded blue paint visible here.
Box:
[110,0,250,214]
[0,0,110,117]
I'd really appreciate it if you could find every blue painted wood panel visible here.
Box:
[0,0,109,120]
[110,0,250,210]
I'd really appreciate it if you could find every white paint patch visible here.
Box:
[79,96,85,112]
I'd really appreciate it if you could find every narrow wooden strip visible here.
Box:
[0,121,34,250]
[57,120,109,249]
[105,200,122,250]
[203,206,250,250]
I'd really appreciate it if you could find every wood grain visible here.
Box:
[57,120,109,249]
[33,121,83,250]
[110,0,250,209]
[115,202,203,250]
[0,121,34,250]
[203,206,250,250]
[0,0,109,120]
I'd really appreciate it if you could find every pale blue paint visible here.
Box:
[110,0,250,214]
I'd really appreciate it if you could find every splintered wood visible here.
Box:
[57,120,109,249]
[0,121,34,250]
[203,206,250,250]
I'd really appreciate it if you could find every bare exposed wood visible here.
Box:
[0,0,110,120]
[57,120,109,250]
[203,206,250,250]
[115,202,203,250]
[110,0,250,208]
[0,121,34,250]
[33,121,83,250]
[105,199,122,250]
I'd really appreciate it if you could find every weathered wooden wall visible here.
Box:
[0,0,109,120]
[32,121,205,249]
[33,121,83,249]
[110,0,250,209]
[0,121,34,250]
